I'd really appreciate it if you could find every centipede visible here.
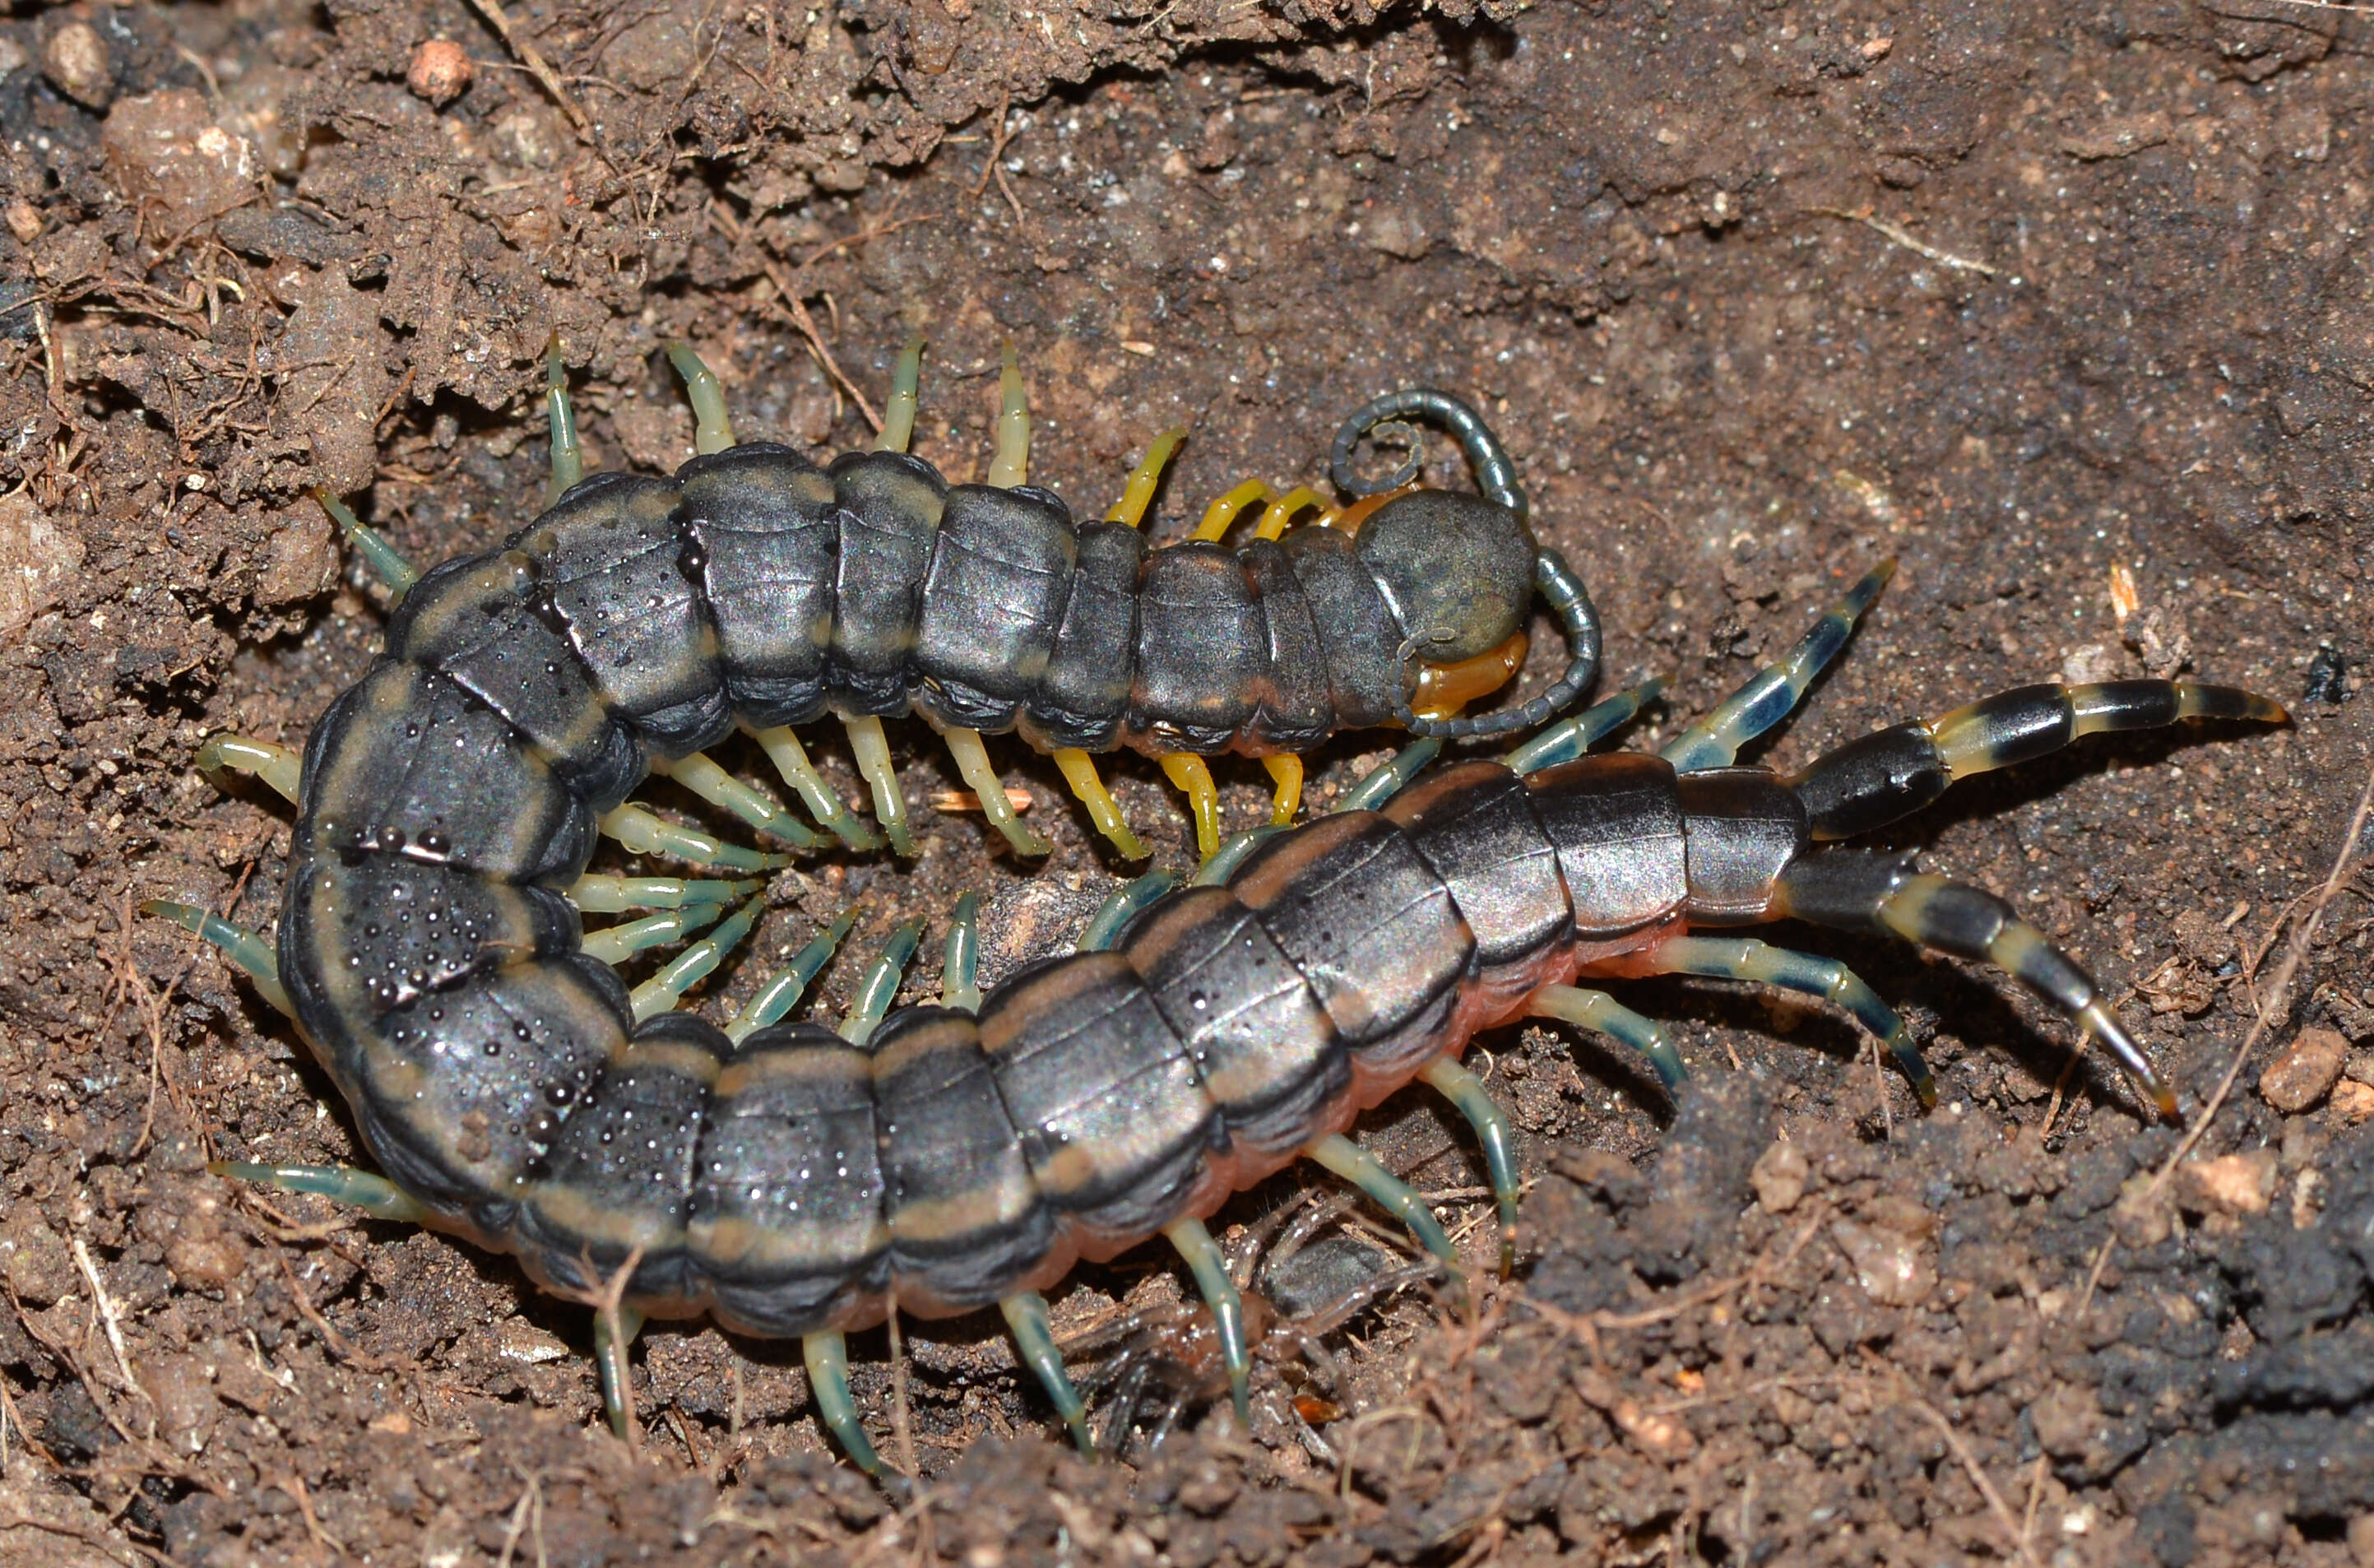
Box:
[147,341,2287,1477]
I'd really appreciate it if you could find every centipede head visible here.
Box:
[1356,489,1541,665]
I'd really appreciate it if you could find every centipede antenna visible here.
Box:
[1417,1057,1519,1276]
[1502,677,1668,776]
[841,918,925,1045]
[1158,753,1222,863]
[1050,749,1151,861]
[841,717,916,858]
[207,1161,436,1224]
[1660,559,1895,773]
[726,907,859,1042]
[1254,485,1333,541]
[1644,935,1933,1110]
[582,902,728,967]
[803,1332,884,1474]
[1335,739,1442,814]
[1161,1218,1252,1427]
[940,727,1052,858]
[1193,478,1277,542]
[1106,428,1187,527]
[1303,1134,1463,1282]
[143,901,293,1018]
[1191,827,1281,887]
[745,724,883,852]
[595,1302,647,1441]
[989,339,1030,489]
[599,803,794,874]
[942,892,982,1013]
[1400,548,1602,740]
[566,874,760,914]
[628,893,764,1020]
[1329,387,1527,518]
[1528,984,1688,1091]
[649,751,818,849]
[1259,754,1304,827]
[313,487,420,599]
[195,732,302,805]
[875,335,925,454]
[665,341,736,455]
[1079,870,1179,951]
[545,332,582,503]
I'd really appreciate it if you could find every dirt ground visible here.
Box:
[2,0,2372,1563]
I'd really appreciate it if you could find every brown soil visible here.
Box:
[3,1,2372,1564]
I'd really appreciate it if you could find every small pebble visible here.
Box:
[407,39,474,105]
[42,21,110,109]
[2333,1079,2374,1125]
[1750,1139,1807,1213]
[1830,1216,1934,1306]
[4,199,39,242]
[2179,1149,2275,1216]
[2260,1026,2348,1114]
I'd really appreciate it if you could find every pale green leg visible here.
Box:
[196,733,301,803]
[840,919,925,1045]
[143,900,293,1018]
[1335,738,1443,814]
[1503,677,1669,776]
[546,334,582,504]
[874,335,924,454]
[726,908,858,1043]
[988,341,1030,489]
[803,1331,884,1474]
[1659,561,1894,772]
[842,717,917,859]
[599,803,794,874]
[207,1161,435,1224]
[1078,870,1179,952]
[650,751,818,849]
[1418,1056,1519,1275]
[566,874,760,914]
[581,902,726,967]
[595,1302,647,1440]
[1000,1292,1096,1456]
[665,342,735,454]
[1647,935,1933,1107]
[313,487,419,599]
[748,724,883,852]
[1528,983,1688,1091]
[1305,1133,1460,1274]
[1191,828,1281,888]
[628,893,765,1021]
[942,893,981,1012]
[1164,1217,1250,1427]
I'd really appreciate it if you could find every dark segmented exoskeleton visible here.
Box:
[151,438,2284,1477]
[218,340,1597,870]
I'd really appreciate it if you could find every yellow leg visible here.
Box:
[988,341,1029,489]
[1106,429,1189,527]
[1255,485,1333,540]
[197,733,302,804]
[1194,479,1276,543]
[1159,753,1222,864]
[841,716,916,858]
[940,727,1051,858]
[1051,749,1152,861]
[874,335,924,454]
[1260,754,1304,827]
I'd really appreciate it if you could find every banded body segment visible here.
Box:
[1237,538,1334,754]
[1675,769,1810,925]
[1276,527,1403,733]
[513,474,730,758]
[825,451,947,716]
[979,952,1220,1244]
[385,550,646,810]
[299,661,594,884]
[679,443,841,728]
[692,1022,890,1336]
[1381,760,1570,972]
[1128,543,1269,752]
[913,484,1080,731]
[1523,753,1687,941]
[870,1007,1059,1311]
[1021,521,1143,751]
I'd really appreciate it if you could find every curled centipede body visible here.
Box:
[150,350,2288,1478]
